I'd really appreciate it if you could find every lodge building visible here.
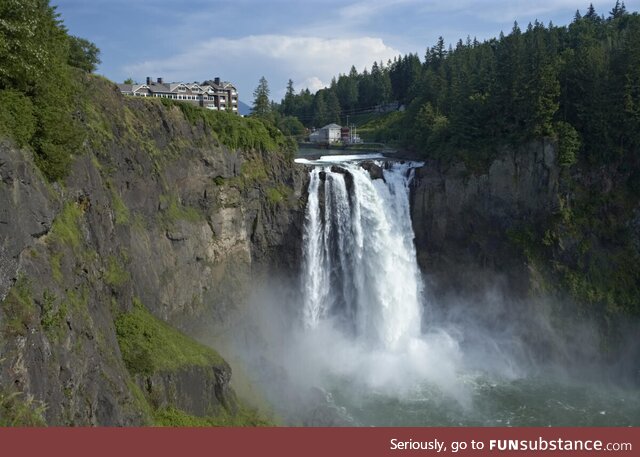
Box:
[117,76,238,113]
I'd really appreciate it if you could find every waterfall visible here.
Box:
[300,157,424,350]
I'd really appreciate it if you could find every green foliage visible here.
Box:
[1,275,37,337]
[40,290,68,341]
[111,189,131,225]
[556,121,581,167]
[104,255,130,287]
[48,202,84,250]
[115,298,225,376]
[0,90,36,146]
[126,380,153,424]
[67,35,101,72]
[0,0,67,92]
[265,185,291,205]
[158,194,203,226]
[0,389,46,426]
[153,406,272,427]
[240,158,268,182]
[252,76,271,118]
[165,100,294,156]
[0,0,97,181]
[277,115,305,136]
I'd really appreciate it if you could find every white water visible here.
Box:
[227,155,640,426]
[301,158,424,349]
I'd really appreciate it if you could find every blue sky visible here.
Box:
[53,0,638,103]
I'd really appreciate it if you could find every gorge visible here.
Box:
[1,76,639,426]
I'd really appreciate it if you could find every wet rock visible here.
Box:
[360,160,384,180]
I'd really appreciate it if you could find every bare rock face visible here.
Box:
[0,77,307,425]
[410,139,560,296]
[0,144,58,301]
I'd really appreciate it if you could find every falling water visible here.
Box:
[300,156,424,349]
[225,153,640,426]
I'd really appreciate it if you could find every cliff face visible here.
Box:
[410,140,560,296]
[0,76,306,425]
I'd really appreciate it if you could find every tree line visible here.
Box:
[0,0,100,181]
[254,2,639,170]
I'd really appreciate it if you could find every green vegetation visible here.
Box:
[110,188,131,225]
[158,194,203,226]
[265,184,292,206]
[0,90,36,147]
[278,3,640,321]
[115,300,272,425]
[49,202,84,250]
[251,76,271,118]
[40,289,68,341]
[115,298,225,376]
[0,0,100,181]
[1,275,37,337]
[126,380,154,424]
[67,36,101,73]
[160,98,296,157]
[0,390,46,426]
[104,255,130,287]
[153,406,272,427]
[281,5,640,169]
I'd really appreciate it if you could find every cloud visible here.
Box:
[123,35,401,100]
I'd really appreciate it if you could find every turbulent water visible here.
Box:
[301,156,422,348]
[288,154,640,426]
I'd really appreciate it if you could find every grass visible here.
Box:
[265,184,291,206]
[158,99,295,156]
[159,194,203,227]
[48,201,84,250]
[0,389,46,426]
[111,189,131,225]
[104,255,130,287]
[40,289,68,341]
[153,406,273,427]
[115,298,225,376]
[126,380,153,425]
[1,275,37,337]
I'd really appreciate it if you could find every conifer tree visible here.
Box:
[252,76,271,117]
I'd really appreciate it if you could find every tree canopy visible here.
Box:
[0,0,101,181]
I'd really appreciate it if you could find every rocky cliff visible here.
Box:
[0,75,307,425]
[410,139,560,297]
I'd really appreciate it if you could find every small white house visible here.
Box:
[310,123,342,144]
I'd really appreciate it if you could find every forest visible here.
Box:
[275,2,640,322]
[279,2,639,170]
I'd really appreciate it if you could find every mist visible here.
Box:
[206,158,640,426]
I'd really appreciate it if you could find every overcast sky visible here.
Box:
[53,0,637,102]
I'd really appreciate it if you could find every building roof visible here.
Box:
[321,123,341,130]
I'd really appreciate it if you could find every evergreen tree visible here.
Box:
[252,76,271,117]
[282,79,295,116]
[325,90,342,124]
[312,90,328,127]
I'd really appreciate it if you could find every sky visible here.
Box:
[53,0,638,103]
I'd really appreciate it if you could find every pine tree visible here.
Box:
[252,76,271,117]
[282,79,295,116]
[609,0,627,19]
[312,90,328,127]
[325,90,342,124]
